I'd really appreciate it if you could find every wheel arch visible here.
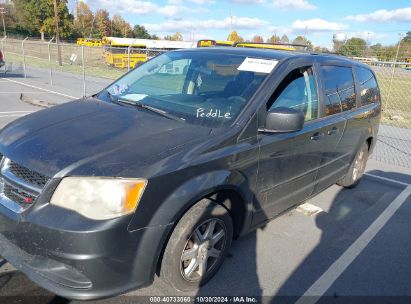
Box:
[154,171,253,275]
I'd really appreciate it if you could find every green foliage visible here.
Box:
[13,0,73,39]
[13,0,51,35]
[133,25,151,39]
[267,34,280,44]
[74,1,94,38]
[293,35,313,50]
[111,15,132,38]
[338,37,367,57]
[94,9,111,38]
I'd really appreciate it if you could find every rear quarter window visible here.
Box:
[355,67,380,106]
[320,65,356,115]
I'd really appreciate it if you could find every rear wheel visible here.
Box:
[337,141,369,188]
[160,199,233,292]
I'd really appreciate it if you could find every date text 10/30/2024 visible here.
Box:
[149,296,258,303]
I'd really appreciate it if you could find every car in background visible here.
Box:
[0,47,381,299]
[0,50,4,68]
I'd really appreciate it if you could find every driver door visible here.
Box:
[253,64,327,224]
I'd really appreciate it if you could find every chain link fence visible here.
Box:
[0,38,410,167]
[0,38,166,95]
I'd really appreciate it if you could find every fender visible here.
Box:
[128,169,254,232]
[126,169,255,285]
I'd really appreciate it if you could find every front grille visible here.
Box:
[8,161,49,188]
[3,183,36,207]
[0,158,50,212]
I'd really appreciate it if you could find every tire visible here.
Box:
[160,199,233,292]
[337,141,369,188]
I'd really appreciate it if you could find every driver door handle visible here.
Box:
[311,132,324,141]
[327,127,338,135]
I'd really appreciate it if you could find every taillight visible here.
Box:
[0,51,3,61]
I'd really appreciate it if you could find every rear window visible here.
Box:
[321,66,356,115]
[355,67,380,106]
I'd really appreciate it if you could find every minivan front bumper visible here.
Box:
[0,204,173,300]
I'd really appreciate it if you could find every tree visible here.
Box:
[280,34,289,43]
[402,31,411,43]
[13,0,51,38]
[378,45,396,61]
[399,31,411,61]
[293,35,313,50]
[252,35,264,43]
[41,0,73,39]
[94,9,110,38]
[267,34,280,44]
[164,32,183,41]
[133,25,151,39]
[338,37,367,57]
[14,0,73,39]
[313,46,330,53]
[227,31,244,43]
[0,3,23,36]
[74,1,94,38]
[111,15,132,38]
[369,43,382,58]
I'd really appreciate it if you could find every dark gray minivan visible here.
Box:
[0,47,380,299]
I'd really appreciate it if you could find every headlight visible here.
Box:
[50,177,147,220]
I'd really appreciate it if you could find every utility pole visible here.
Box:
[0,7,6,37]
[53,0,62,66]
[365,31,370,58]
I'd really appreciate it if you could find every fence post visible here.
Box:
[82,45,86,97]
[127,45,131,72]
[386,34,403,105]
[22,37,29,78]
[47,36,55,85]
[127,39,137,72]
[1,36,6,60]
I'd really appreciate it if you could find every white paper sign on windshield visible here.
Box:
[238,57,278,74]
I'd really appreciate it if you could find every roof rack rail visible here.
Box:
[233,42,309,51]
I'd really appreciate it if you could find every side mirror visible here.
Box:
[260,107,305,133]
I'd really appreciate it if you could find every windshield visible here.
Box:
[105,51,275,128]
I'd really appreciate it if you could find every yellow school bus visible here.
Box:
[196,40,235,47]
[76,38,103,47]
[102,37,197,69]
[405,57,411,70]
[235,42,295,51]
[102,37,147,69]
[197,40,296,51]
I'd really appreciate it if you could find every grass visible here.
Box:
[373,67,411,128]
[4,52,124,80]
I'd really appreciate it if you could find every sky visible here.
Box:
[68,0,411,48]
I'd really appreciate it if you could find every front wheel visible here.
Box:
[160,199,233,292]
[337,141,369,188]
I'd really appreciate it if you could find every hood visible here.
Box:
[0,98,212,178]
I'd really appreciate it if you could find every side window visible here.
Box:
[355,67,380,106]
[321,66,356,115]
[268,66,318,122]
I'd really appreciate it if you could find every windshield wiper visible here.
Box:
[117,98,186,122]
